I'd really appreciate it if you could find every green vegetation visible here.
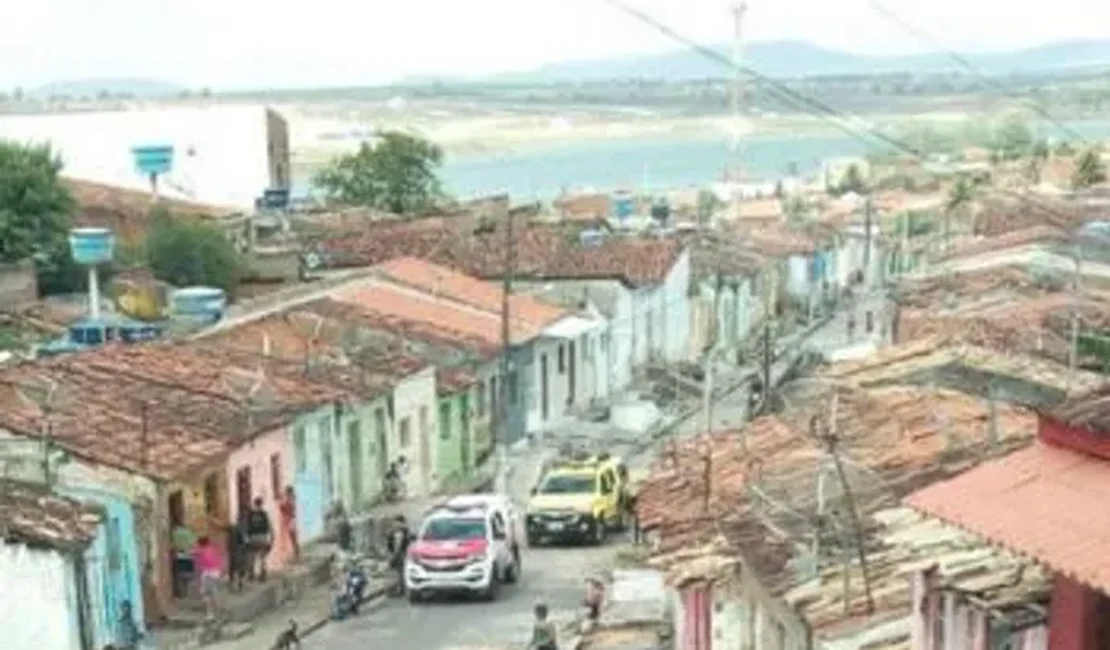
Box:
[314,130,448,214]
[144,208,242,294]
[0,141,87,295]
[1072,147,1107,189]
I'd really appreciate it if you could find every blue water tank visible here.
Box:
[132,144,175,176]
[613,193,635,221]
[171,287,227,324]
[69,228,116,266]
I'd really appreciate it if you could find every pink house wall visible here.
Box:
[225,427,296,571]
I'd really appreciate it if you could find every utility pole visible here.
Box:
[495,206,515,493]
[862,195,873,290]
[1068,242,1083,387]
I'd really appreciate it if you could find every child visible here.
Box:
[193,536,225,620]
[584,577,605,623]
[530,603,558,650]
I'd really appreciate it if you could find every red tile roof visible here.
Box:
[332,281,537,348]
[0,479,103,551]
[374,257,568,330]
[907,442,1110,593]
[315,219,684,288]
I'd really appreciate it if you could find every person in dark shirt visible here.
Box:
[245,497,273,582]
[386,515,412,594]
[114,600,142,650]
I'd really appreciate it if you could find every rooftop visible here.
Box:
[784,506,1049,643]
[907,441,1110,595]
[66,178,234,244]
[314,218,684,288]
[637,382,1037,602]
[0,479,103,552]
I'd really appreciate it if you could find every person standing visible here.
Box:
[279,486,299,563]
[193,536,225,620]
[386,514,412,595]
[245,497,273,582]
[170,522,196,598]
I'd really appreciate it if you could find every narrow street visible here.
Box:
[304,294,885,649]
[303,439,632,650]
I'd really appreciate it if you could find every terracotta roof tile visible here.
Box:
[437,366,477,396]
[0,479,103,550]
[374,257,568,330]
[315,219,683,288]
[907,442,1110,593]
[0,361,231,481]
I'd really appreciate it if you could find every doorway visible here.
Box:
[540,354,550,421]
[567,340,577,406]
[235,466,252,519]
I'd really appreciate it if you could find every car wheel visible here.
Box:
[592,517,607,546]
[505,547,521,584]
[482,572,500,601]
[408,590,423,604]
[527,532,541,548]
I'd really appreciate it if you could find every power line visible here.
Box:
[595,0,1088,227]
[868,0,1088,144]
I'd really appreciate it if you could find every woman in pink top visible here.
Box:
[193,536,224,619]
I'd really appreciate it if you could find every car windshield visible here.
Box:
[421,517,487,541]
[538,474,596,494]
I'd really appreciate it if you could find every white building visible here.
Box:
[0,104,291,210]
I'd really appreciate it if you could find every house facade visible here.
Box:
[1,480,107,650]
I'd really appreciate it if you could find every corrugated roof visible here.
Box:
[907,442,1110,594]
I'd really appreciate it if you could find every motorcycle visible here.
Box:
[332,564,369,621]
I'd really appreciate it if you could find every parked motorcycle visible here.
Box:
[332,564,369,621]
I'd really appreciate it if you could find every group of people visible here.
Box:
[528,577,605,650]
[169,488,300,620]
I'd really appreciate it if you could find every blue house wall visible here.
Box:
[59,486,145,647]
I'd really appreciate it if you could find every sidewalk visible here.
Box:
[154,445,553,649]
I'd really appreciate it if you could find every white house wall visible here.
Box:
[0,105,280,209]
[628,249,692,367]
[391,367,438,497]
[0,543,82,650]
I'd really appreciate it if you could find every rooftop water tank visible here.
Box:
[171,287,226,324]
[613,193,635,221]
[69,228,116,266]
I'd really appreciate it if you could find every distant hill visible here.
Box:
[484,39,1110,83]
[30,77,185,99]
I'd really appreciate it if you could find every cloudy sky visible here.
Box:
[7,0,1110,90]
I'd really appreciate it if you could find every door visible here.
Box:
[418,406,431,493]
[236,466,252,518]
[347,420,363,506]
[540,354,550,421]
[459,394,471,471]
[374,408,389,478]
[567,340,577,406]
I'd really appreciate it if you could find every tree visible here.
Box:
[991,115,1034,161]
[0,142,83,294]
[1072,148,1107,190]
[696,189,722,224]
[944,175,976,246]
[145,209,242,293]
[314,130,447,214]
[837,164,866,195]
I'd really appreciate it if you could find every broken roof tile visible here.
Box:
[0,479,103,551]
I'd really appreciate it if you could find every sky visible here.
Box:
[8,0,1110,90]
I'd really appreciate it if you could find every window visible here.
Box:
[373,408,387,454]
[558,345,566,373]
[439,402,453,440]
[489,376,498,413]
[106,517,122,569]
[203,474,219,514]
[269,453,282,499]
[508,371,519,404]
[476,381,486,418]
[399,417,412,448]
[491,513,507,539]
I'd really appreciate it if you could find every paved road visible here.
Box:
[304,440,631,650]
[305,292,890,650]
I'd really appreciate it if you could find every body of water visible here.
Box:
[296,118,1110,202]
